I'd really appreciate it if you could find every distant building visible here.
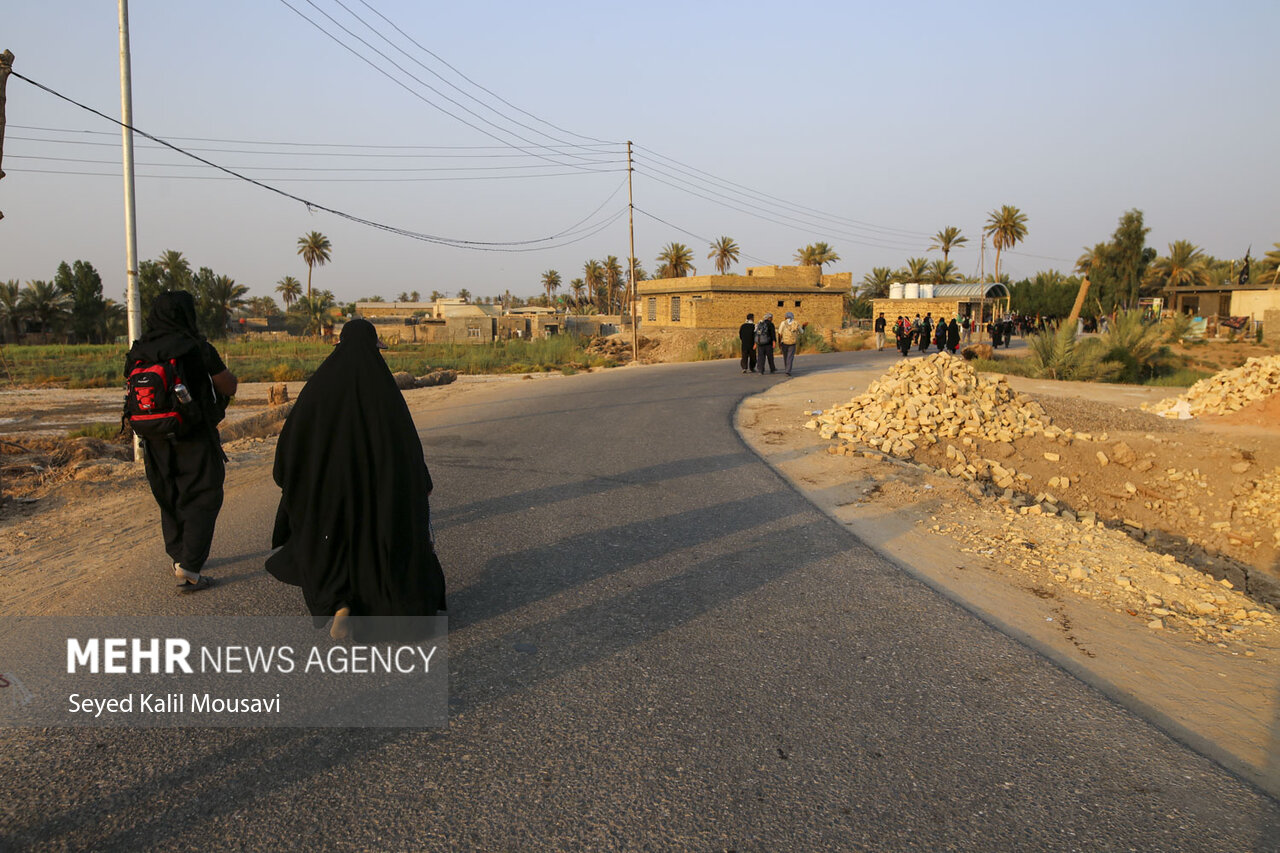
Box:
[870,282,1010,325]
[637,265,850,330]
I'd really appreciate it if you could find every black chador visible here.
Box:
[267,319,446,637]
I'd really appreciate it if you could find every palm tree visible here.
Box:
[603,256,624,313]
[541,270,562,307]
[155,249,193,293]
[1144,240,1213,291]
[928,259,959,286]
[410,290,421,302]
[397,291,410,303]
[794,242,840,271]
[656,243,695,278]
[983,205,1028,281]
[859,267,894,299]
[457,288,471,303]
[1261,242,1280,285]
[899,257,930,283]
[297,231,332,301]
[276,275,302,310]
[930,227,968,263]
[18,280,72,337]
[569,278,588,313]
[708,236,740,274]
[583,260,606,310]
[210,275,249,332]
[298,292,340,336]
[0,280,23,341]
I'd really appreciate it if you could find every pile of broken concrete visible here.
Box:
[806,353,1063,457]
[1143,354,1280,418]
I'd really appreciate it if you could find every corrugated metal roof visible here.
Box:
[932,283,1009,298]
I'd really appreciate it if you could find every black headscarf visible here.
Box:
[132,290,203,362]
[266,319,446,631]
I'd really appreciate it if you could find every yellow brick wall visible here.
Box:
[642,289,843,330]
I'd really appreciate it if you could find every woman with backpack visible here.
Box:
[266,318,447,640]
[125,290,237,593]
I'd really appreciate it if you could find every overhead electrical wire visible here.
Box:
[276,0,614,171]
[7,131,625,159]
[352,0,613,146]
[10,70,626,252]
[632,208,773,267]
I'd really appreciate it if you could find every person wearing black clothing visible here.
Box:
[919,313,933,353]
[754,313,777,374]
[267,319,447,640]
[874,313,887,351]
[738,313,757,373]
[127,290,237,592]
[947,317,961,353]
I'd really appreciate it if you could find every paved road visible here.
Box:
[3,350,1279,851]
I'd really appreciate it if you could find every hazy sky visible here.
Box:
[2,1,1277,304]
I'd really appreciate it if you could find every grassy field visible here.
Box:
[0,335,616,388]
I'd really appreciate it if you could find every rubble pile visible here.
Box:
[1228,467,1280,549]
[1143,354,1280,418]
[933,509,1277,643]
[805,353,1073,458]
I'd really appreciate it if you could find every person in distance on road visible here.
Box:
[266,318,446,640]
[738,312,757,374]
[776,311,803,376]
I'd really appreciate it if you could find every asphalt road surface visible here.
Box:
[3,349,1279,851]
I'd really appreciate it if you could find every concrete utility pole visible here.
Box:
[119,1,143,462]
[627,141,638,363]
[0,49,14,222]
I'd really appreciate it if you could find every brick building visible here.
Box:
[637,265,850,331]
[870,283,1010,326]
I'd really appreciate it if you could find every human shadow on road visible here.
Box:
[0,511,849,850]
[431,451,754,527]
[446,489,800,632]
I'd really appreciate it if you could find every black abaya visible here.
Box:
[266,319,446,632]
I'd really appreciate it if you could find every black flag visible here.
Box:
[1239,248,1251,285]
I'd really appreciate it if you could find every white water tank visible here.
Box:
[905,282,920,300]
[920,284,935,299]
[889,282,905,300]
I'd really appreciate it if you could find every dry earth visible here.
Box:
[735,354,1280,799]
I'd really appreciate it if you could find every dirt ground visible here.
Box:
[735,353,1280,799]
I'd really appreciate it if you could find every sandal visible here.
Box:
[177,576,214,593]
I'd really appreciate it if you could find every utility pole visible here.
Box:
[627,140,638,363]
[0,49,14,222]
[119,0,143,462]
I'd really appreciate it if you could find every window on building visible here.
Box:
[647,297,657,321]
[671,296,681,321]
[467,326,481,338]
[777,300,784,307]
[794,300,801,307]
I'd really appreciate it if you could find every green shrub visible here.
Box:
[67,422,124,441]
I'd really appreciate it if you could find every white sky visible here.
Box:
[2,1,1277,303]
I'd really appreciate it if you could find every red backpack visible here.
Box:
[123,356,202,440]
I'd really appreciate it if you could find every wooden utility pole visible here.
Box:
[627,140,638,363]
[0,49,14,222]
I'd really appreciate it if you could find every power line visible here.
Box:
[632,208,773,267]
[276,0,612,171]
[331,0,613,151]
[7,166,623,183]
[635,145,932,240]
[9,153,626,175]
[7,131,624,160]
[633,165,928,253]
[10,124,624,152]
[352,0,613,146]
[11,71,627,251]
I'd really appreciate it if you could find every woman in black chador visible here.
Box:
[266,319,446,639]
